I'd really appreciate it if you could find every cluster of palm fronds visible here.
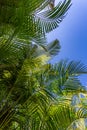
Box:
[0,0,87,130]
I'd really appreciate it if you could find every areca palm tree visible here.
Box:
[27,60,87,130]
[1,0,87,130]
[0,0,72,129]
[50,62,87,129]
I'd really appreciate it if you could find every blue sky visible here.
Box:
[48,0,87,86]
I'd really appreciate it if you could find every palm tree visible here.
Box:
[28,60,87,130]
[1,0,87,130]
[0,0,72,129]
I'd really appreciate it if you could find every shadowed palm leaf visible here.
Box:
[0,0,71,42]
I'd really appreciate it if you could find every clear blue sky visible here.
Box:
[47,0,87,86]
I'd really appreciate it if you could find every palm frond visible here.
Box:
[33,0,71,34]
[0,0,71,47]
[35,60,87,94]
[0,0,49,40]
[46,39,61,57]
[64,76,83,91]
[67,107,87,130]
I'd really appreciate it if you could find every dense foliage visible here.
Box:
[0,0,87,130]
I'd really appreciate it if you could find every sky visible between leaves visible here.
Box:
[47,0,87,86]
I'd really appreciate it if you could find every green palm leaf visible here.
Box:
[35,60,87,94]
[33,0,71,34]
